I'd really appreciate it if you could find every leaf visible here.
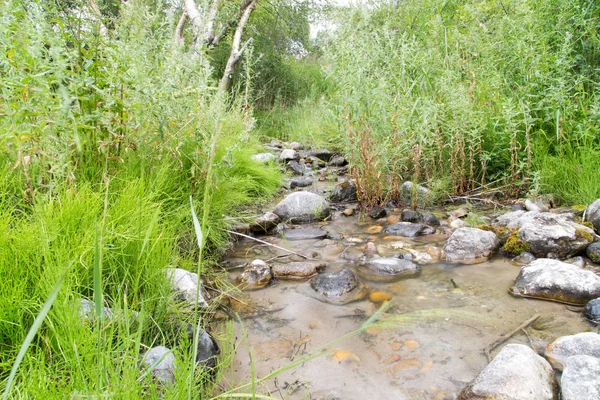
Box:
[190,196,203,250]
[331,349,360,363]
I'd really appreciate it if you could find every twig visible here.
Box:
[224,229,309,259]
[484,314,540,362]
[209,286,247,305]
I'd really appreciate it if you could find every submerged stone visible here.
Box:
[281,228,328,240]
[369,207,387,219]
[290,177,313,189]
[356,257,420,282]
[272,262,326,280]
[309,268,367,305]
[510,259,600,305]
[329,179,358,203]
[457,344,558,400]
[237,260,272,290]
[401,210,440,226]
[510,252,536,266]
[443,227,499,264]
[385,222,435,237]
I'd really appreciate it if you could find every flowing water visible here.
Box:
[217,184,592,400]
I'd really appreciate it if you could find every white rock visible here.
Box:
[165,268,208,307]
[561,355,600,400]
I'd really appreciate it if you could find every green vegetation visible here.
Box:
[502,231,531,256]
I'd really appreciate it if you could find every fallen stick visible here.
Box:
[484,313,540,362]
[224,229,309,259]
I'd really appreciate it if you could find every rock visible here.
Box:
[342,208,355,217]
[457,344,558,400]
[564,256,586,268]
[584,298,600,325]
[511,252,536,266]
[273,191,331,223]
[290,177,313,189]
[329,180,358,203]
[369,207,386,219]
[251,153,276,163]
[385,222,436,237]
[407,246,441,265]
[307,156,326,168]
[288,142,303,150]
[546,332,600,370]
[272,262,326,280]
[525,198,549,212]
[309,268,367,305]
[450,218,467,229]
[237,260,272,290]
[561,355,600,400]
[510,259,600,305]
[401,210,440,226]
[363,242,378,255]
[586,199,600,232]
[270,140,283,148]
[448,208,469,219]
[279,149,299,162]
[586,242,600,264]
[231,223,250,234]
[357,257,420,282]
[195,329,220,369]
[79,298,113,321]
[329,156,347,166]
[399,181,432,206]
[286,160,304,175]
[166,268,209,307]
[495,211,594,259]
[249,212,280,233]
[443,228,499,264]
[281,228,328,240]
[142,346,176,384]
[308,149,335,162]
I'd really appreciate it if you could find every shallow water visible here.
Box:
[219,198,594,399]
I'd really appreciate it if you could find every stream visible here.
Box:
[217,177,592,400]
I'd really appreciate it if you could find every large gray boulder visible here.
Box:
[273,192,331,223]
[587,199,600,232]
[561,355,600,400]
[309,268,367,305]
[495,211,594,259]
[510,259,600,305]
[385,222,435,237]
[457,344,558,400]
[545,332,600,371]
[443,227,499,264]
[356,257,420,282]
[142,346,176,384]
[165,268,209,307]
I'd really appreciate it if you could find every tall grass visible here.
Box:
[0,0,281,397]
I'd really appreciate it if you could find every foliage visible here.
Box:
[323,0,600,205]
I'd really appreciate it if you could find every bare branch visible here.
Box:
[183,0,204,47]
[209,0,253,47]
[174,12,188,42]
[204,0,221,45]
[88,0,109,38]
[219,0,257,92]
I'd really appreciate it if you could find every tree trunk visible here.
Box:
[218,0,257,93]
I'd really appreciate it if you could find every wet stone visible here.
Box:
[288,141,303,150]
[511,252,536,266]
[329,155,348,166]
[561,355,600,400]
[584,298,600,325]
[399,181,432,206]
[272,262,326,280]
[443,227,499,264]
[385,222,435,237]
[249,212,280,234]
[279,149,299,162]
[309,268,367,305]
[564,256,586,268]
[457,344,558,400]
[308,149,335,162]
[545,332,600,371]
[401,210,440,226]
[329,179,358,203]
[281,228,328,241]
[369,207,387,219]
[363,242,378,255]
[407,246,441,265]
[587,199,600,233]
[586,242,600,264]
[142,346,176,384]
[510,259,600,305]
[357,257,420,282]
[195,329,220,369]
[237,260,272,290]
[286,160,304,175]
[342,208,355,217]
[290,177,313,189]
[273,191,331,223]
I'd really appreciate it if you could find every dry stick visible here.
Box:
[484,314,540,362]
[209,286,247,305]
[224,229,309,259]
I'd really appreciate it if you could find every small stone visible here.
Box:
[308,149,335,162]
[166,268,209,307]
[385,222,436,237]
[357,257,420,282]
[251,153,276,163]
[329,180,358,203]
[369,291,392,303]
[272,262,326,280]
[401,210,440,226]
[525,198,549,212]
[586,242,600,264]
[586,199,600,232]
[142,346,176,384]
[443,227,499,264]
[237,260,272,290]
[343,208,355,217]
[288,142,303,150]
[450,218,467,229]
[363,242,378,255]
[286,160,304,175]
[386,215,400,224]
[249,212,280,233]
[367,225,383,234]
[270,140,283,148]
[546,332,600,370]
[511,252,536,266]
[564,256,586,268]
[369,207,386,219]
[329,155,348,166]
[279,149,299,162]
[281,228,328,240]
[309,268,367,305]
[561,355,600,400]
[584,298,600,325]
[290,177,313,189]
